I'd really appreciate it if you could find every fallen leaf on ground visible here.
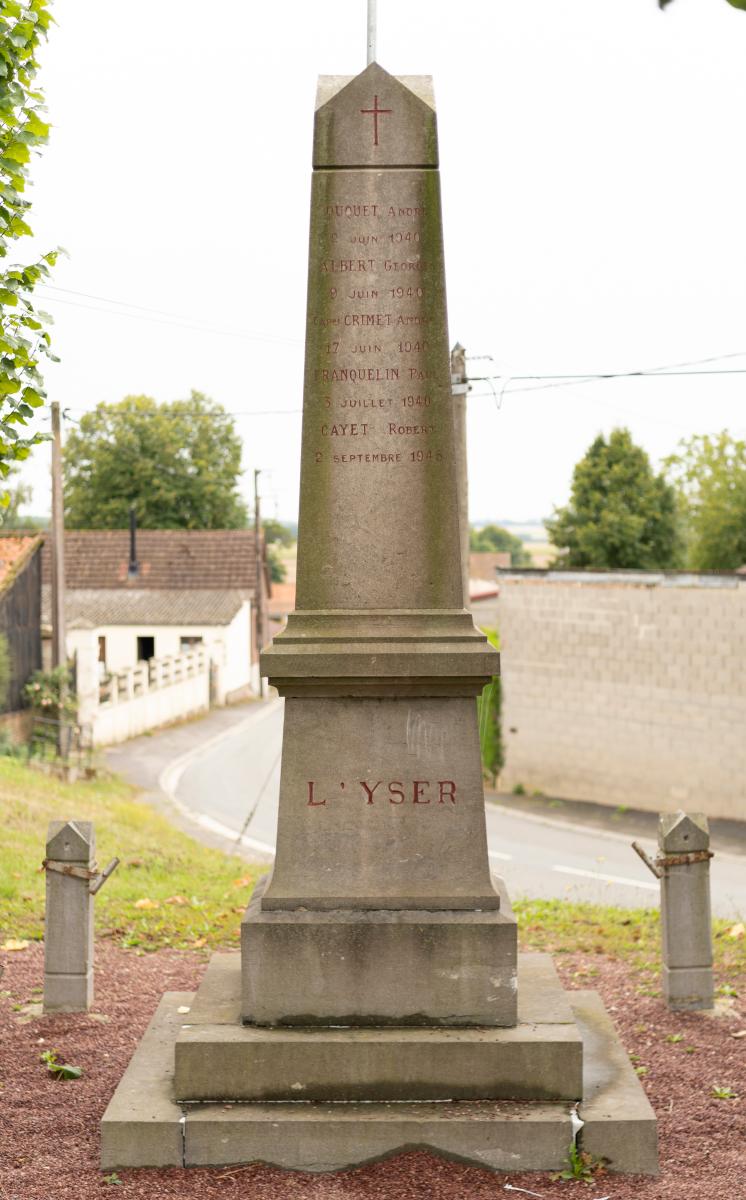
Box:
[177,1005,190,1014]
[727,922,745,939]
[731,1029,746,1039]
[2,939,29,951]
[164,895,188,906]
[232,877,252,889]
[191,938,207,949]
[133,898,159,910]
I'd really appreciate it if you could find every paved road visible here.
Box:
[171,700,746,920]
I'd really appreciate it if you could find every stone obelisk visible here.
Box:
[242,62,516,1027]
[101,64,658,1178]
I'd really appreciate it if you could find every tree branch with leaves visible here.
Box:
[0,0,57,506]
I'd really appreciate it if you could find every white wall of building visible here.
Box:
[92,669,210,745]
[73,599,253,703]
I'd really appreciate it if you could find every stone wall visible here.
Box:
[480,572,746,821]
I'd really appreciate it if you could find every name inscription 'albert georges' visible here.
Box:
[307,779,457,806]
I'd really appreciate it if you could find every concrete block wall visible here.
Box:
[491,573,746,821]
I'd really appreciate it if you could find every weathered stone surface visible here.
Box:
[659,811,714,1010]
[242,875,516,1027]
[314,64,437,168]
[662,964,715,1011]
[176,951,579,1102]
[185,1099,573,1172]
[100,992,188,1169]
[262,698,500,911]
[42,970,93,1014]
[101,982,656,1175]
[574,991,659,1176]
[44,819,94,1014]
[46,819,94,862]
[258,63,499,946]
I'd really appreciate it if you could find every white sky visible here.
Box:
[16,0,746,525]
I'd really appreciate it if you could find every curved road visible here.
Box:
[172,700,746,919]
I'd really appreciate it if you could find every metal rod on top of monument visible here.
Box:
[367,0,377,65]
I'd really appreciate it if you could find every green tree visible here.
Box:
[63,393,249,529]
[660,0,746,8]
[0,0,57,501]
[547,428,680,570]
[470,523,531,567]
[262,518,295,548]
[664,431,746,571]
[0,466,29,525]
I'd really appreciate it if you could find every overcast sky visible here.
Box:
[17,0,746,525]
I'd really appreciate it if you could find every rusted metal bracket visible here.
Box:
[89,857,120,896]
[631,841,662,880]
[41,856,120,894]
[42,858,98,881]
[657,849,714,869]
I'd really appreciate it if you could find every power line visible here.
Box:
[36,286,304,348]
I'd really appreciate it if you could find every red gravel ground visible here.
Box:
[1,943,744,1200]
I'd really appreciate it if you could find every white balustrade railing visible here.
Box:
[99,647,207,708]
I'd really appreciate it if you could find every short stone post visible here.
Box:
[43,820,95,1013]
[659,811,714,1011]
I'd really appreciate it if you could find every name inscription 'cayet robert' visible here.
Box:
[307,780,457,806]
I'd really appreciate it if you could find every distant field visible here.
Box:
[524,540,554,568]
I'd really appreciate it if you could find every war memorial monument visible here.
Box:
[101,62,658,1176]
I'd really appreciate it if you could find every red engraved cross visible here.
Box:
[360,94,392,147]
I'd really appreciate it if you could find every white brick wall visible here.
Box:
[487,575,746,821]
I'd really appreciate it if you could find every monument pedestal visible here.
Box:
[242,875,517,1028]
[101,946,658,1175]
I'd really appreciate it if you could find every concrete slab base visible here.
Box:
[101,977,658,1174]
[176,952,582,1102]
[242,875,518,1027]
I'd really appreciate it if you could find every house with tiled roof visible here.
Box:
[41,529,270,704]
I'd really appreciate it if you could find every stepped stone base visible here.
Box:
[101,964,658,1175]
[242,874,517,1027]
[176,953,581,1102]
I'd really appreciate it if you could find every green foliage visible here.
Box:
[470,523,530,567]
[262,518,295,548]
[0,0,57,497]
[660,0,746,7]
[22,663,76,720]
[0,465,33,525]
[664,431,746,571]
[261,519,293,583]
[266,544,286,583]
[40,1049,82,1080]
[552,1142,608,1184]
[63,393,249,530]
[547,428,681,569]
[476,627,503,785]
[0,631,10,709]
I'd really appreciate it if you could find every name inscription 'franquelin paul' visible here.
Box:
[307,780,457,806]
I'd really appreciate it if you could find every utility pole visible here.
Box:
[450,344,470,606]
[50,401,66,671]
[254,468,265,698]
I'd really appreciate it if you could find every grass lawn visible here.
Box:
[1,758,262,951]
[1,757,744,981]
